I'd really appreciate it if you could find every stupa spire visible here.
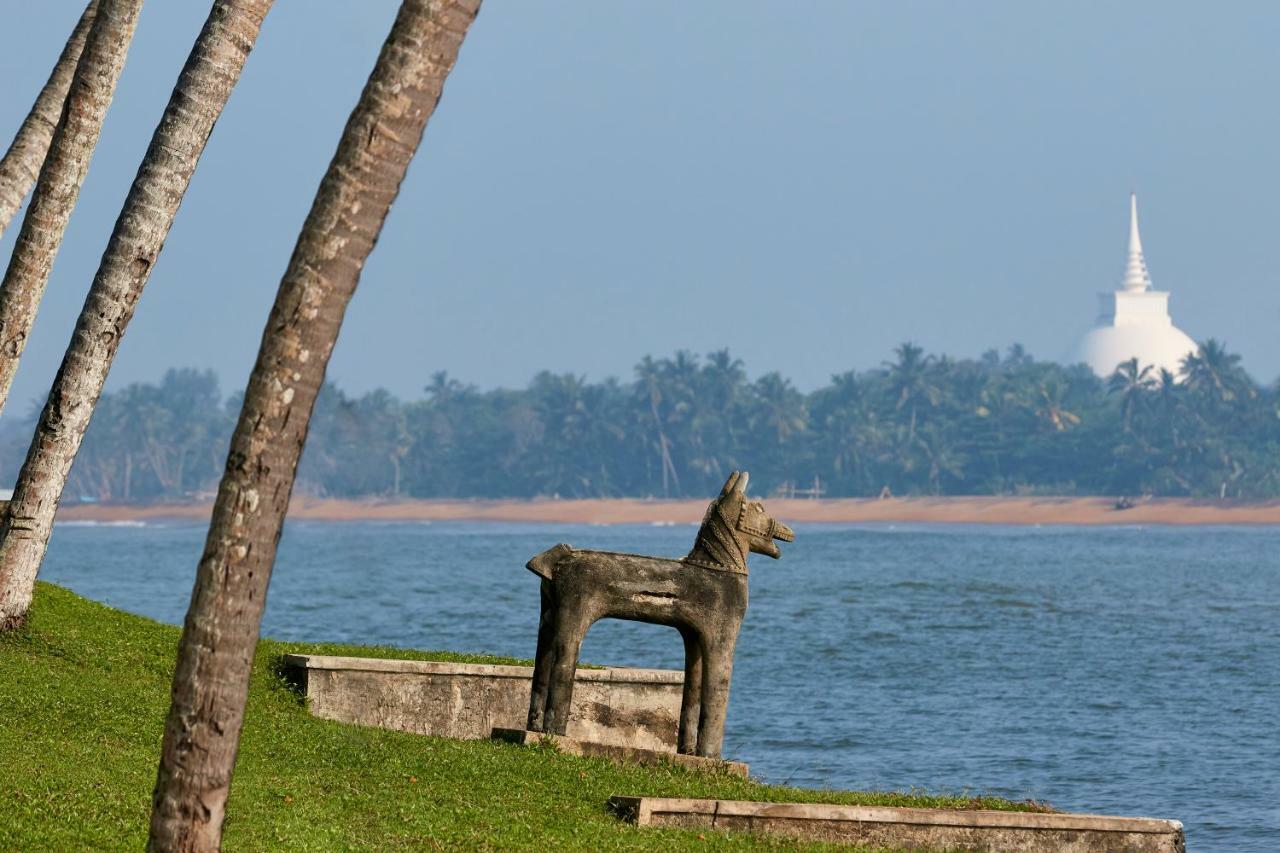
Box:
[1122,192,1152,291]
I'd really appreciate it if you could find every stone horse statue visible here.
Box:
[524,471,794,759]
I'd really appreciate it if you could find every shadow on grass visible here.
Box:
[269,654,308,706]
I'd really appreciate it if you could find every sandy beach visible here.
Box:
[53,495,1280,526]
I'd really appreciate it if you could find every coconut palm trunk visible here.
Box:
[0,0,144,417]
[0,0,274,632]
[147,3,481,848]
[0,1,99,238]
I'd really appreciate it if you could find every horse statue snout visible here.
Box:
[747,518,793,559]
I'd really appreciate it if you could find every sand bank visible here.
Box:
[53,495,1280,526]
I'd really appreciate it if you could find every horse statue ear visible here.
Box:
[737,471,749,494]
[720,471,741,497]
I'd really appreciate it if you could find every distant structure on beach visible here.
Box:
[1068,194,1197,378]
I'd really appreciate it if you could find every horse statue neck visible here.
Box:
[685,499,748,573]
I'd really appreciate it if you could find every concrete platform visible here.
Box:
[491,728,749,777]
[609,797,1185,851]
[283,654,682,751]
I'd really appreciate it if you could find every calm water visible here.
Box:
[41,520,1280,851]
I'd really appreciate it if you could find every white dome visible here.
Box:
[1069,322,1197,378]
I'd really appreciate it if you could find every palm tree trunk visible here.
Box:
[123,451,132,501]
[148,2,481,848]
[648,397,679,496]
[660,431,680,495]
[0,0,143,417]
[0,0,274,632]
[0,1,98,238]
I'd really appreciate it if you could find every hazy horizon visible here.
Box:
[2,1,1278,414]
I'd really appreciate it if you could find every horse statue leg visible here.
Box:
[526,581,555,731]
[677,626,703,754]
[695,622,742,758]
[541,607,592,736]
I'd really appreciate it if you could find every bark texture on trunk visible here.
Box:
[0,0,274,632]
[0,0,143,417]
[148,2,480,849]
[0,1,99,238]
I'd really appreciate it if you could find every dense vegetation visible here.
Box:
[0,583,1034,849]
[2,340,1274,502]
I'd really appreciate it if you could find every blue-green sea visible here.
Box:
[41,520,1280,851]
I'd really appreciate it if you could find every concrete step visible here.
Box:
[491,728,749,777]
[609,796,1185,851]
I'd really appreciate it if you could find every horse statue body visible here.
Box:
[524,471,794,759]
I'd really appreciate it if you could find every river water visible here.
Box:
[40,520,1280,851]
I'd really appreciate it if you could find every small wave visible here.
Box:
[58,519,148,528]
[992,597,1036,609]
[649,520,676,526]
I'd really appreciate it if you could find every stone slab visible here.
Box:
[283,654,682,751]
[609,796,1185,852]
[491,728,749,778]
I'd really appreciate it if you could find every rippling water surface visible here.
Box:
[42,520,1280,851]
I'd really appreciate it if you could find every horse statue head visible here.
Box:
[686,471,795,573]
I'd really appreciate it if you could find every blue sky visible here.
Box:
[1,1,1277,411]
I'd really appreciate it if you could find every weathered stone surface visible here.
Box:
[492,729,749,777]
[527,470,795,759]
[284,654,682,751]
[609,797,1185,852]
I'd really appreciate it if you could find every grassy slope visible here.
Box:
[0,584,1039,850]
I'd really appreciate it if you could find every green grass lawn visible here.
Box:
[0,583,1042,850]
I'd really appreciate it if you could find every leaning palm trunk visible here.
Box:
[0,1,98,238]
[148,2,480,848]
[0,0,274,631]
[0,0,144,417]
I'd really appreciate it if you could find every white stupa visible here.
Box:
[1069,194,1197,378]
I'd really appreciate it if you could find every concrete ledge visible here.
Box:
[283,654,682,751]
[492,729,749,777]
[282,655,682,684]
[608,796,1185,851]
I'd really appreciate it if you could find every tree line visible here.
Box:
[7,338,1273,503]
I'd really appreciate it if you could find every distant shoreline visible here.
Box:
[52,495,1280,526]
